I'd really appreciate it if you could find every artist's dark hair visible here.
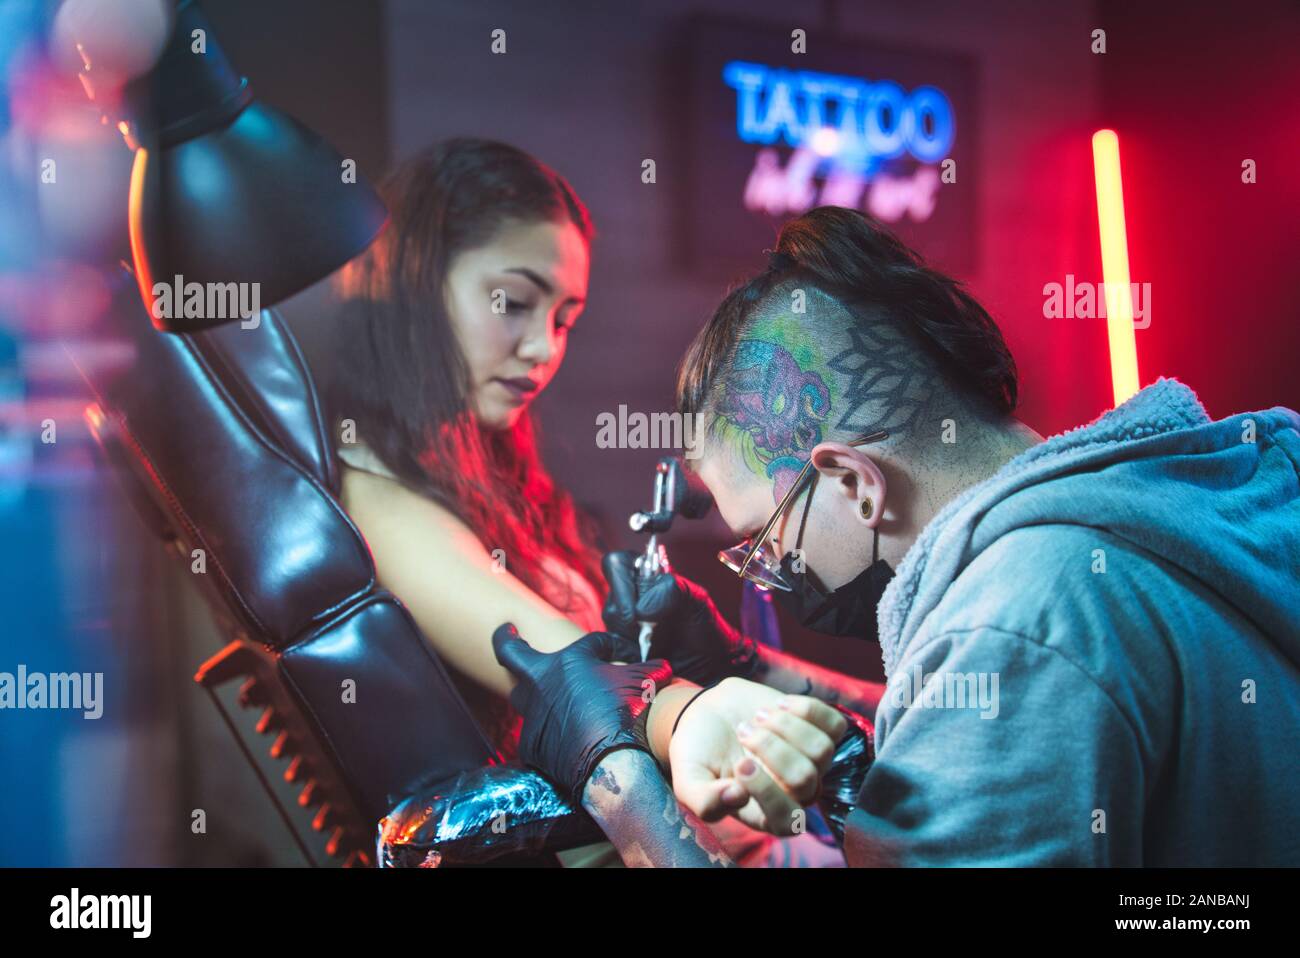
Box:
[677,206,1018,443]
[326,139,602,725]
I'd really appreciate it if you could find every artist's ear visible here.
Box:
[809,442,887,528]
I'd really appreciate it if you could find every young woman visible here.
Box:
[325,138,845,867]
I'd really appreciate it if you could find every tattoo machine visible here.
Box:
[627,456,713,660]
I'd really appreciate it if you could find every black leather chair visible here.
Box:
[79,269,602,866]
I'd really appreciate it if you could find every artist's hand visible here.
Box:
[671,677,847,835]
[603,550,759,685]
[492,624,671,804]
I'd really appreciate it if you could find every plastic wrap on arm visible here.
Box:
[377,764,605,867]
[816,705,876,845]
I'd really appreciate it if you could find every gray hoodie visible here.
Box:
[844,378,1300,865]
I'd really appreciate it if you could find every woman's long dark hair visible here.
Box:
[326,139,602,747]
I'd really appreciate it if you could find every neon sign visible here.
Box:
[723,61,955,165]
[722,60,956,223]
[683,20,976,275]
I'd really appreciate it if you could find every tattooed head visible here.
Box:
[693,281,943,500]
[676,207,1018,502]
[711,316,833,501]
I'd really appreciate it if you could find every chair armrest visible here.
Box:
[377,764,605,867]
[378,709,877,867]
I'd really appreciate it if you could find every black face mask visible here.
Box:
[774,544,894,640]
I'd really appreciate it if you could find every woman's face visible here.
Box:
[442,218,589,429]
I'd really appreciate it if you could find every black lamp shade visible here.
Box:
[122,0,387,331]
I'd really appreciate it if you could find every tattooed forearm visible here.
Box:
[581,749,734,868]
[752,645,883,717]
[751,655,831,702]
[659,790,735,867]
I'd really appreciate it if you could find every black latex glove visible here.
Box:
[601,550,760,686]
[492,623,673,805]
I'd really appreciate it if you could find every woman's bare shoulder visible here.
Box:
[340,461,483,559]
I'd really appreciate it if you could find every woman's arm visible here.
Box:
[581,748,733,867]
[343,468,697,760]
[494,624,849,840]
[343,467,589,697]
[345,468,845,829]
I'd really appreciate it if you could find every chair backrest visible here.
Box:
[81,270,505,860]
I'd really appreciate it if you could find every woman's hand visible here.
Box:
[494,623,844,839]
[669,677,848,835]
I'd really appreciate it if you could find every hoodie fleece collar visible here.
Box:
[876,378,1213,677]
